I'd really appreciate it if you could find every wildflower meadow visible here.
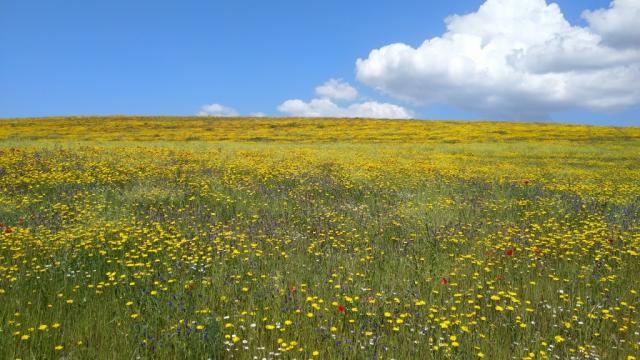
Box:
[0,117,639,359]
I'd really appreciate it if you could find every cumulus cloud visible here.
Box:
[278,98,413,119]
[315,78,359,101]
[197,103,239,117]
[278,79,413,119]
[583,0,640,48]
[356,0,640,120]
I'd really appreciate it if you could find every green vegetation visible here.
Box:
[0,117,639,359]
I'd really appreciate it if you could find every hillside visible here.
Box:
[0,117,639,359]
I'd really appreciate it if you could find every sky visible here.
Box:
[1,0,639,126]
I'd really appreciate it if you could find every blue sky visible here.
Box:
[1,0,638,126]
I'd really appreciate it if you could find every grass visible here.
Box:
[0,116,639,359]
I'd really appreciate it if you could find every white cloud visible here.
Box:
[278,97,413,119]
[250,112,267,117]
[278,79,413,119]
[355,0,640,120]
[315,78,358,101]
[583,0,640,48]
[197,103,239,117]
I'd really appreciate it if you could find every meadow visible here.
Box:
[0,117,639,359]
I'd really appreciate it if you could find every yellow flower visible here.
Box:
[130,313,140,319]
[312,351,320,356]
[55,345,64,351]
[265,324,275,330]
[554,335,565,343]
[20,334,30,341]
[38,324,48,331]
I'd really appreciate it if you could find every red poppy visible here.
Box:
[505,248,513,256]
[4,227,12,234]
[523,179,530,185]
[290,286,297,294]
[496,275,505,281]
[439,277,448,285]
[337,305,346,313]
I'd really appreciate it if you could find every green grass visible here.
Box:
[0,118,639,359]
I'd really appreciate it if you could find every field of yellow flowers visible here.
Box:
[1,117,639,359]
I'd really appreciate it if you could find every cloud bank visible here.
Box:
[356,0,640,120]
